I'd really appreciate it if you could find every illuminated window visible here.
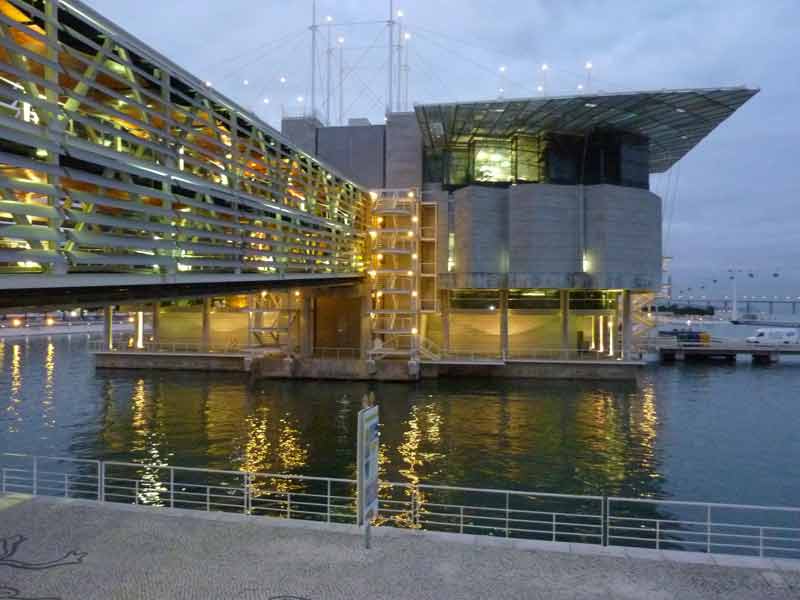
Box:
[472,141,512,182]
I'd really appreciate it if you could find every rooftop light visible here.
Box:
[541,63,549,71]
[243,79,249,86]
[584,102,598,108]
[585,61,593,70]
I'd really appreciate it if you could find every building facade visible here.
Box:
[284,89,757,361]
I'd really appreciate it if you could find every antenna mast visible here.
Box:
[387,0,394,114]
[310,0,317,119]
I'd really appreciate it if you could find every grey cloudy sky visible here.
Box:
[85,0,800,298]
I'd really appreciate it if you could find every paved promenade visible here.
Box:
[1,494,799,600]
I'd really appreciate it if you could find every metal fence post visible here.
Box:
[287,492,292,519]
[656,520,660,550]
[1,468,5,494]
[243,473,250,515]
[99,462,105,502]
[327,480,331,523]
[603,496,609,547]
[505,492,510,538]
[460,506,465,534]
[32,456,38,496]
[552,513,557,542]
[706,505,712,554]
[169,467,174,508]
[759,527,764,557]
[206,485,211,511]
[63,473,69,498]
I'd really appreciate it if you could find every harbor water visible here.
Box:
[1,331,799,508]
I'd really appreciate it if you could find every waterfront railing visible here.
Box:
[2,453,799,559]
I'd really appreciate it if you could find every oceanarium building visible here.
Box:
[0,0,756,378]
[283,89,756,366]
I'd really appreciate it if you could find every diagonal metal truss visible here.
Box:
[0,0,368,289]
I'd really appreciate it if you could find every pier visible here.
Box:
[652,338,800,364]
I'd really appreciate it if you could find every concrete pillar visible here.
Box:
[152,302,160,346]
[441,289,450,354]
[201,297,211,351]
[285,291,294,355]
[134,310,144,349]
[247,295,255,348]
[300,294,314,357]
[607,315,615,357]
[622,290,632,360]
[597,315,605,354]
[360,293,372,359]
[560,290,570,357]
[499,289,509,359]
[103,305,113,350]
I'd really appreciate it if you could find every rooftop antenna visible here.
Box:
[338,36,345,125]
[325,15,334,125]
[310,1,317,119]
[387,0,395,114]
[585,61,592,92]
[396,10,403,112]
[402,31,411,110]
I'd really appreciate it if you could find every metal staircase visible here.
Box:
[368,190,420,359]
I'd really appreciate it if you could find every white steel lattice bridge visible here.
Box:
[0,0,369,309]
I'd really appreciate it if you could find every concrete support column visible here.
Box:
[103,306,113,351]
[360,293,372,359]
[500,289,509,359]
[560,290,570,358]
[134,309,144,349]
[622,290,632,360]
[300,294,314,358]
[607,315,615,357]
[247,295,255,349]
[441,290,450,355]
[597,315,605,354]
[285,291,294,355]
[152,302,160,346]
[201,297,211,351]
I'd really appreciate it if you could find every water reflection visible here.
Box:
[4,336,800,507]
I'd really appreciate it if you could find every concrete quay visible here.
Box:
[1,495,799,600]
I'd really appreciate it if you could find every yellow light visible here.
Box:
[411,327,418,335]
[411,216,418,223]
[407,191,415,198]
[128,316,134,323]
[489,305,496,311]
[407,231,414,237]
[369,192,379,201]
[368,270,377,278]
[377,254,384,260]
[294,290,301,297]
[411,290,418,297]
[411,253,418,260]
[261,291,267,298]
[46,317,55,326]
[377,217,384,224]
[369,231,378,239]
[370,312,376,319]
[376,291,383,298]
[35,148,48,158]
[407,270,413,276]
[12,318,22,327]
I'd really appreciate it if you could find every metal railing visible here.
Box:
[2,453,799,558]
[313,347,361,360]
[88,337,245,354]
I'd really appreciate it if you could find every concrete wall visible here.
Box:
[385,112,423,188]
[440,183,661,291]
[316,124,386,190]
[315,296,361,350]
[508,184,580,288]
[280,117,321,156]
[585,185,662,290]
[452,186,508,288]
[421,361,641,381]
[94,352,250,372]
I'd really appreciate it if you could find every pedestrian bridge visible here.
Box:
[0,0,368,308]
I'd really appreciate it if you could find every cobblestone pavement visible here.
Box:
[1,495,799,600]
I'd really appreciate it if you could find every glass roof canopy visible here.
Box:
[414,87,758,173]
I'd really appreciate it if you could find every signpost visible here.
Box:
[357,394,380,548]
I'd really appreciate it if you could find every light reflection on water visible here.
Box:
[1,335,800,508]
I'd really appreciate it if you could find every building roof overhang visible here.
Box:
[414,87,758,173]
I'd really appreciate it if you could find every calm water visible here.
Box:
[1,334,799,506]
